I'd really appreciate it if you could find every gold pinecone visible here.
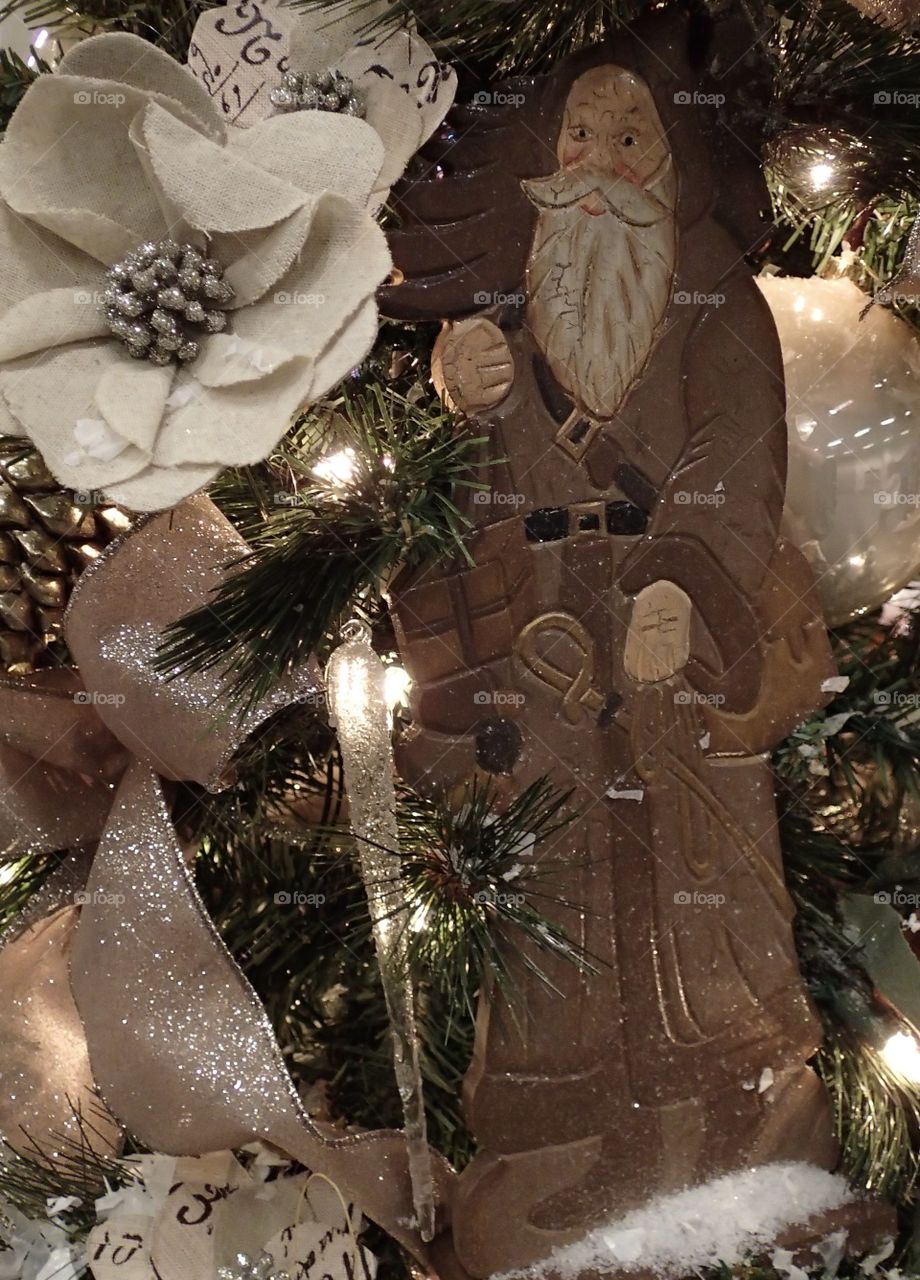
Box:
[0,439,131,674]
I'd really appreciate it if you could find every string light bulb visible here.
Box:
[383,663,412,716]
[312,446,357,488]
[881,1030,920,1083]
[311,445,396,493]
[766,125,874,210]
[809,161,835,190]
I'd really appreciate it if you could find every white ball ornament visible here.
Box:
[758,275,920,627]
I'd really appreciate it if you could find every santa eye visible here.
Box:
[569,125,593,143]
[622,133,637,146]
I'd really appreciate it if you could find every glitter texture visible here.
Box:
[68,762,449,1259]
[102,239,233,366]
[269,68,365,117]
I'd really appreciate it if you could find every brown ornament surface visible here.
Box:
[383,11,889,1278]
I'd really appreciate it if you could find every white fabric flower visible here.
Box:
[0,33,393,511]
[188,0,457,205]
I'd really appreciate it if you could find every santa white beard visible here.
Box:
[523,167,677,420]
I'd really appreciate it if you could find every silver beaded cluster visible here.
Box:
[216,1251,291,1280]
[269,68,365,117]
[102,239,234,366]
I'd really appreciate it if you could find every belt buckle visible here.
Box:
[554,411,602,462]
[570,499,607,535]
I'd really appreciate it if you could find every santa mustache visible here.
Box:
[522,165,674,226]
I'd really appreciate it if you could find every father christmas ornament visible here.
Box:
[383,12,895,1279]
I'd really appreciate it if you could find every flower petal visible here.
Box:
[0,344,152,491]
[214,201,318,309]
[58,33,224,142]
[0,288,109,361]
[152,359,314,468]
[307,294,378,402]
[193,333,301,387]
[139,101,307,232]
[0,391,23,438]
[100,460,220,512]
[73,415,130,462]
[226,192,390,363]
[127,110,198,249]
[95,360,174,454]
[0,204,104,311]
[227,112,384,209]
[0,75,169,261]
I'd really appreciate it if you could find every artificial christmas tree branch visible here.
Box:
[0,1114,134,1230]
[0,47,44,129]
[769,0,920,191]
[0,0,211,60]
[395,776,596,1020]
[156,385,485,711]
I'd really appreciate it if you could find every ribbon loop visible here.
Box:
[0,493,452,1262]
[64,495,320,790]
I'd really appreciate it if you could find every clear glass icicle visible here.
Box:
[325,620,436,1241]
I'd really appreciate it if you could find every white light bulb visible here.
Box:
[810,161,835,190]
[384,664,412,714]
[312,447,356,488]
[881,1031,920,1083]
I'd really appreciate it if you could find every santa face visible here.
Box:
[523,65,677,421]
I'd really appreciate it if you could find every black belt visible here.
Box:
[524,500,648,543]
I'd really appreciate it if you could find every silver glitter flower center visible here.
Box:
[269,68,365,117]
[217,1251,291,1280]
[102,239,234,367]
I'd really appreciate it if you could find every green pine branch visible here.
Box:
[395,776,595,1022]
[292,0,650,74]
[819,1029,920,1205]
[189,741,590,1166]
[763,0,920,320]
[0,0,215,61]
[0,1111,134,1233]
[155,384,486,713]
[776,607,920,1210]
[0,46,48,129]
[768,0,920,194]
[0,853,60,933]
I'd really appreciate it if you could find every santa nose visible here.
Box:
[562,142,592,167]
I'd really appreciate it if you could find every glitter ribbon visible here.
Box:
[0,495,452,1264]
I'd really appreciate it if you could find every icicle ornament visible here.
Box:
[325,620,436,1241]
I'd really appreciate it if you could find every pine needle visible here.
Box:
[155,385,486,713]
